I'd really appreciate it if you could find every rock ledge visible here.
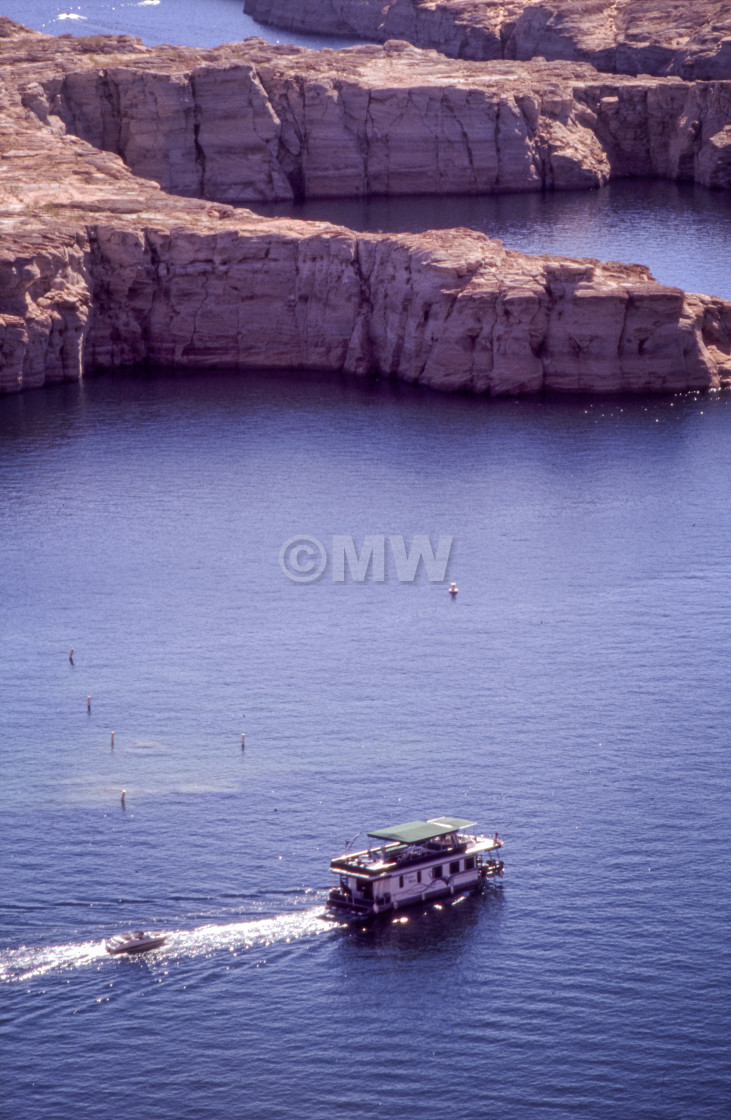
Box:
[244,0,731,80]
[1,21,730,396]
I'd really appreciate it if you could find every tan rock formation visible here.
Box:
[7,210,731,397]
[13,32,731,201]
[1,20,730,397]
[244,0,731,80]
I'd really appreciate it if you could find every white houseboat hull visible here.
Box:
[326,817,503,921]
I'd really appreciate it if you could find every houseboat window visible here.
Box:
[432,865,443,880]
[362,882,373,899]
[449,860,460,875]
[417,871,421,883]
[399,875,404,888]
[464,856,475,871]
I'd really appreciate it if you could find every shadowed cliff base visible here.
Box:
[244,0,731,80]
[1,21,730,397]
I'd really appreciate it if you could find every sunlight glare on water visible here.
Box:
[0,906,338,984]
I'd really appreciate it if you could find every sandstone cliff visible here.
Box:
[1,21,730,397]
[14,32,731,200]
[244,0,731,80]
[6,210,731,398]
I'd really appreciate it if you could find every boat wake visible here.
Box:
[0,906,340,984]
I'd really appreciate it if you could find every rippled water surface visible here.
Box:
[1,373,730,1120]
[2,0,361,47]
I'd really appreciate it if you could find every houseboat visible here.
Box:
[326,816,503,920]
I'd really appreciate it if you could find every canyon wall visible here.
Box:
[0,229,91,393]
[6,212,731,397]
[243,0,731,80]
[20,38,731,201]
[1,21,730,397]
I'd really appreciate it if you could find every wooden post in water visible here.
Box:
[110,730,115,748]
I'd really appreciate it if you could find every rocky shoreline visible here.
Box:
[22,37,731,200]
[244,0,731,80]
[1,20,730,396]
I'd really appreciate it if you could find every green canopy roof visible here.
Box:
[428,816,476,831]
[368,817,474,844]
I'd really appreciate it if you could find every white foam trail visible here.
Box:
[0,907,340,984]
[164,907,338,960]
[0,939,108,983]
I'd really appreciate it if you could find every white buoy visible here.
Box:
[449,582,458,596]
[110,731,115,748]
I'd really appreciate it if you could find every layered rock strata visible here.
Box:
[1,21,730,396]
[244,0,731,80]
[6,211,731,397]
[15,32,731,200]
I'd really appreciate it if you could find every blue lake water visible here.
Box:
[2,0,362,48]
[1,374,730,1120]
[254,181,731,301]
[2,3,731,1120]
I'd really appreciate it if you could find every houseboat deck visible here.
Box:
[326,816,503,920]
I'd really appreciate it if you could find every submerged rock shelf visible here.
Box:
[1,20,730,396]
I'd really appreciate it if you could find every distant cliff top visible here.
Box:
[243,0,731,79]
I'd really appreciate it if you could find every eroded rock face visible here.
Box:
[1,20,730,397]
[83,216,731,395]
[0,229,91,393]
[6,213,731,397]
[32,63,292,202]
[14,35,731,201]
[244,0,731,80]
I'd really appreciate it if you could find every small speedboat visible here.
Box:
[105,930,167,955]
